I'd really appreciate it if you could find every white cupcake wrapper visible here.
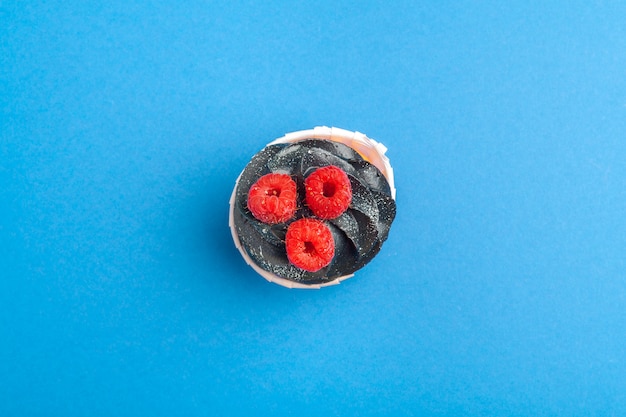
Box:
[229,126,396,289]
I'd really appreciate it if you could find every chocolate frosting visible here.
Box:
[233,139,396,285]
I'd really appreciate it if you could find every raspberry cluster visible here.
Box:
[246,165,353,272]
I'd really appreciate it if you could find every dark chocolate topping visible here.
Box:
[233,139,396,285]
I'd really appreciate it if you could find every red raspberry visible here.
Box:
[247,173,297,224]
[285,218,335,272]
[305,165,352,219]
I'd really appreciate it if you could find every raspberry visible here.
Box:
[285,218,335,272]
[247,173,297,224]
[305,165,352,219]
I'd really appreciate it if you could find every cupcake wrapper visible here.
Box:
[229,126,395,289]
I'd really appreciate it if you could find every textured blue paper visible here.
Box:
[2,1,626,415]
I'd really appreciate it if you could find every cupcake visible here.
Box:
[229,126,396,289]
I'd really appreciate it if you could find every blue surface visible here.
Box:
[2,1,626,415]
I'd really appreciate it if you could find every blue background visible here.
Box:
[2,1,626,415]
